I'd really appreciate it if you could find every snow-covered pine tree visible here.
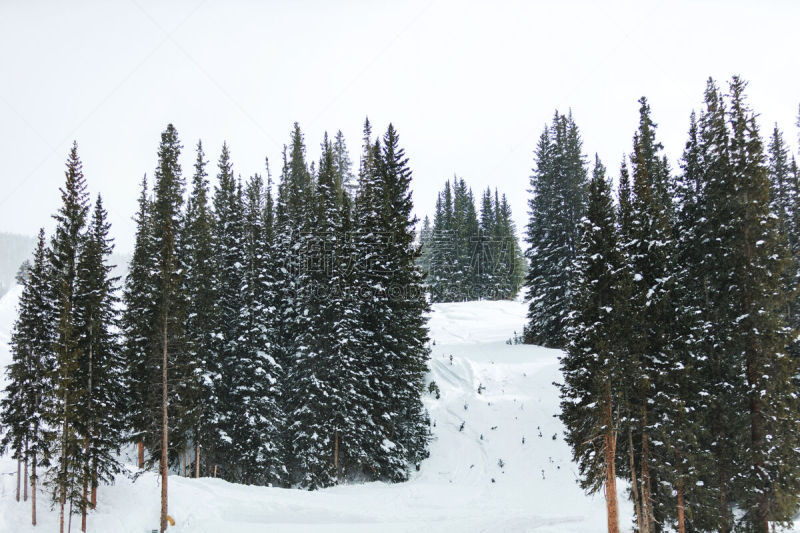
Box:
[767,125,800,328]
[0,229,56,526]
[177,141,219,477]
[493,192,524,300]
[209,142,246,479]
[478,188,496,298]
[428,180,455,301]
[332,129,356,201]
[232,172,286,486]
[417,214,433,277]
[73,195,124,530]
[725,77,800,531]
[560,156,625,533]
[524,111,588,347]
[689,79,746,533]
[376,124,431,473]
[617,97,677,533]
[149,124,186,533]
[352,119,399,479]
[273,124,314,480]
[47,142,90,533]
[122,175,159,469]
[659,108,718,532]
[289,136,368,488]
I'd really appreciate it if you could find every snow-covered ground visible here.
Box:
[0,288,636,532]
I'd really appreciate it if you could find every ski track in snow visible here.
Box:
[0,288,654,532]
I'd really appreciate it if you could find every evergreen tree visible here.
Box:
[332,130,356,201]
[149,124,185,533]
[122,176,158,469]
[524,111,588,347]
[210,142,245,480]
[273,124,314,480]
[0,229,55,526]
[615,97,677,533]
[352,119,396,478]
[560,156,625,533]
[48,142,90,533]
[767,125,800,327]
[289,137,368,488]
[73,195,124,530]
[725,78,800,531]
[232,172,286,485]
[177,141,219,477]
[376,124,431,472]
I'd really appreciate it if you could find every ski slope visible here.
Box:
[0,288,635,532]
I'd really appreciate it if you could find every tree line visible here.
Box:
[532,78,800,532]
[419,178,524,302]
[0,119,431,532]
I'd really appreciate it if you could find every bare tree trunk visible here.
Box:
[640,402,653,533]
[214,465,217,478]
[160,318,169,533]
[334,431,339,483]
[91,458,97,507]
[137,442,144,468]
[59,386,69,533]
[23,440,28,502]
[82,340,93,533]
[603,387,619,533]
[31,452,37,526]
[194,443,200,478]
[81,439,88,532]
[16,458,21,502]
[628,424,643,533]
[676,477,686,533]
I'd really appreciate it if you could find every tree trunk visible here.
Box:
[81,439,88,532]
[137,442,144,468]
[16,458,21,502]
[603,387,619,533]
[23,442,28,502]
[91,458,97,507]
[334,431,339,483]
[628,424,643,533]
[82,340,93,533]
[160,318,169,533]
[31,452,37,526]
[676,477,686,533]
[59,385,69,533]
[640,402,653,533]
[194,443,200,478]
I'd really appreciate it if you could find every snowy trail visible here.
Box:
[0,289,635,532]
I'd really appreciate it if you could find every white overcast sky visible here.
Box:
[1,0,798,253]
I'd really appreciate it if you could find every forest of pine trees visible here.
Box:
[420,178,524,302]
[0,121,431,532]
[4,73,800,533]
[556,78,800,533]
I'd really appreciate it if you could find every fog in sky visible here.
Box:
[1,0,798,253]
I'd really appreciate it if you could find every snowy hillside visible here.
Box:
[0,288,636,532]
